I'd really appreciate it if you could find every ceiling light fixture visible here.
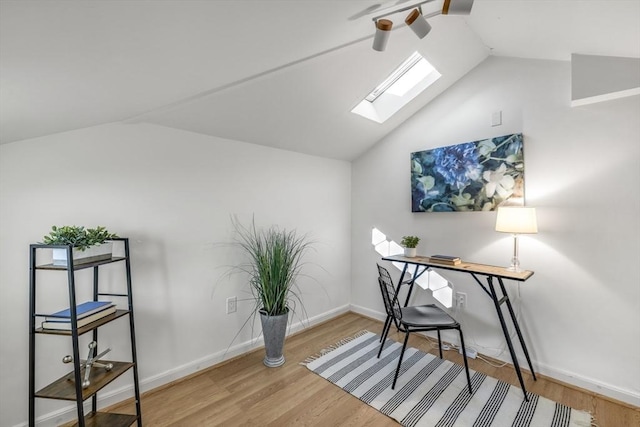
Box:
[442,0,475,15]
[371,0,474,51]
[405,9,432,39]
[372,19,393,52]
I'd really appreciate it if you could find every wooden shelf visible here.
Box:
[36,257,126,271]
[29,238,141,426]
[68,412,138,427]
[35,310,130,336]
[35,361,134,401]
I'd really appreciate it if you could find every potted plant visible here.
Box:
[42,225,118,266]
[232,218,312,367]
[401,235,420,257]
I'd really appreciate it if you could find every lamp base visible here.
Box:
[506,255,521,272]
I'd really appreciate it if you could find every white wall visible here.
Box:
[0,123,351,426]
[351,56,640,406]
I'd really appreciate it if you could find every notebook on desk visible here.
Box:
[429,255,461,265]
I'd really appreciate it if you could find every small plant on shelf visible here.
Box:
[401,236,420,248]
[42,225,118,251]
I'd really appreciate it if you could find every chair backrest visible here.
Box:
[377,264,402,321]
[377,263,393,285]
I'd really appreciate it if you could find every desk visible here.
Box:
[381,254,536,399]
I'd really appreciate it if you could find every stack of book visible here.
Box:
[429,255,462,266]
[41,301,116,330]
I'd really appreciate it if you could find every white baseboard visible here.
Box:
[19,304,351,427]
[349,304,640,408]
[349,303,387,323]
[533,360,640,407]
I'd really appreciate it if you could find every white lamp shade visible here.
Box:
[405,9,432,39]
[372,19,393,51]
[495,207,538,234]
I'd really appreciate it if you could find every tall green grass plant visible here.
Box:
[233,218,312,316]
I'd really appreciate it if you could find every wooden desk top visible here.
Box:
[381,255,534,282]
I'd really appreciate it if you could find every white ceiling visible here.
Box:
[1,0,639,160]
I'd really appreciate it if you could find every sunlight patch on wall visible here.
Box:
[372,228,453,308]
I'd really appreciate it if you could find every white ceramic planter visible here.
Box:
[52,242,113,266]
[404,247,417,257]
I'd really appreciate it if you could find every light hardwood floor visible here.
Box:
[107,312,640,426]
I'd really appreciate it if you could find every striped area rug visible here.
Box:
[303,331,592,427]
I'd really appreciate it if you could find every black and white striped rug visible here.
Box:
[303,331,592,427]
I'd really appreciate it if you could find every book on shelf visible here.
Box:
[45,300,113,321]
[41,306,117,330]
[429,255,462,265]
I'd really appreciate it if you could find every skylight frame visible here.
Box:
[351,51,442,124]
[365,51,424,102]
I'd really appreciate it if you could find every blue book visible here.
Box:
[42,306,117,330]
[46,301,113,321]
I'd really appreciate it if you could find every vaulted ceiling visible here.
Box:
[1,1,639,160]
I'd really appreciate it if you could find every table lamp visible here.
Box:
[495,207,538,272]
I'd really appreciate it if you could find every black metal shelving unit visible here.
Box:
[28,238,142,427]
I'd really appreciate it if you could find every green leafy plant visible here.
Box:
[42,225,118,251]
[401,235,420,248]
[232,218,312,316]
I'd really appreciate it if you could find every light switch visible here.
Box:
[491,111,502,127]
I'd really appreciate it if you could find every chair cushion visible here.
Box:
[400,304,459,327]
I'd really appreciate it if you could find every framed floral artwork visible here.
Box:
[411,133,525,212]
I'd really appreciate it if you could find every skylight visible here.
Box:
[352,52,441,123]
[365,52,425,101]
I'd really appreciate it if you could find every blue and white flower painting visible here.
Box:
[411,133,525,212]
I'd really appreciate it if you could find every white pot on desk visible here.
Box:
[403,247,417,257]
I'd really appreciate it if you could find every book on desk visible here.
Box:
[428,255,461,266]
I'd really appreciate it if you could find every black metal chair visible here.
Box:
[377,264,473,392]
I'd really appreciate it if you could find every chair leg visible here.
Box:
[378,317,392,358]
[437,330,443,359]
[392,332,411,390]
[380,316,392,343]
[458,327,473,394]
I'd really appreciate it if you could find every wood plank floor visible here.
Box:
[107,312,640,426]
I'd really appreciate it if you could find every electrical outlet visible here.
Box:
[455,292,467,309]
[226,296,237,314]
[459,345,477,359]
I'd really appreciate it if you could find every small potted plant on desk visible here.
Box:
[401,236,420,257]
